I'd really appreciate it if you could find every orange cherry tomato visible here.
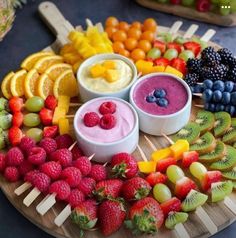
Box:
[118,21,130,32]
[137,40,152,53]
[118,48,130,58]
[124,38,138,51]
[143,18,157,32]
[140,30,155,42]
[131,21,142,30]
[113,41,125,53]
[105,26,117,39]
[127,27,142,40]
[112,30,127,42]
[105,16,119,27]
[130,48,146,62]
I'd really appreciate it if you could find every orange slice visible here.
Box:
[21,51,54,71]
[45,63,72,81]
[37,73,54,99]
[1,71,14,99]
[34,55,64,74]
[10,69,27,97]
[24,69,40,98]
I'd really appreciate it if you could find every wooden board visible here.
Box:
[1,1,236,238]
[135,0,236,27]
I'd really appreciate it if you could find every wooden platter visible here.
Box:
[135,0,236,27]
[1,1,236,238]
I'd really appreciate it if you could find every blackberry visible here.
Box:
[187,58,202,73]
[217,48,234,65]
[229,58,236,69]
[184,73,199,86]
[228,68,236,82]
[201,64,228,81]
[201,47,221,67]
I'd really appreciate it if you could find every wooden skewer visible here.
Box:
[195,105,204,108]
[183,24,199,39]
[200,29,216,42]
[168,21,183,35]
[36,192,57,215]
[193,93,203,97]
[69,102,82,107]
[14,182,32,196]
[144,135,157,151]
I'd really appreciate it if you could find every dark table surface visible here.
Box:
[0,0,236,237]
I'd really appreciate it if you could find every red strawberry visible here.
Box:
[196,0,211,12]
[99,101,116,115]
[100,114,116,129]
[49,180,71,200]
[183,41,201,57]
[78,177,96,197]
[167,42,182,54]
[156,157,176,173]
[4,166,20,182]
[175,177,197,200]
[154,57,169,67]
[200,171,222,192]
[98,198,126,236]
[8,126,23,146]
[61,167,82,188]
[31,172,51,192]
[67,189,85,208]
[83,112,100,127]
[145,172,167,186]
[40,161,62,180]
[71,143,84,160]
[50,148,72,168]
[39,137,57,154]
[126,197,164,234]
[170,58,187,75]
[182,151,199,168]
[55,134,73,149]
[9,97,23,113]
[19,136,36,155]
[111,152,138,179]
[94,179,123,200]
[122,177,151,201]
[45,95,57,111]
[43,125,59,138]
[160,197,181,217]
[153,40,166,54]
[12,112,23,127]
[0,153,6,172]
[39,108,53,126]
[6,147,24,166]
[89,164,107,182]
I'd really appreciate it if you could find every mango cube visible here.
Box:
[138,161,157,174]
[52,107,66,125]
[151,147,172,162]
[170,139,189,160]
[58,95,70,113]
[102,60,116,69]
[90,64,106,78]
[59,118,70,135]
[104,69,119,82]
[151,65,165,73]
[135,60,153,75]
[164,65,183,78]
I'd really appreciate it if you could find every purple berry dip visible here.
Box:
[132,75,188,115]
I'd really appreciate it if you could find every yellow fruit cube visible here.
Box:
[104,69,119,82]
[151,147,172,162]
[58,95,70,113]
[170,139,189,160]
[72,59,83,73]
[138,161,157,174]
[151,65,165,73]
[102,60,116,69]
[90,64,106,78]
[135,60,153,75]
[164,66,183,78]
[59,118,70,135]
[52,107,66,125]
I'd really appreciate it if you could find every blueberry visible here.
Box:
[215,104,225,112]
[193,84,204,93]
[156,98,168,107]
[146,95,156,103]
[203,79,213,89]
[221,92,231,105]
[231,92,236,106]
[202,89,213,102]
[154,89,166,98]
[225,105,235,116]
[224,81,234,92]
[213,80,225,92]
[212,90,223,103]
[205,103,215,112]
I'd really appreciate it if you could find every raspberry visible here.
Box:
[49,180,71,200]
[83,112,100,127]
[73,156,92,176]
[27,147,46,165]
[78,177,96,197]
[55,134,73,149]
[4,166,20,182]
[24,170,40,183]
[89,164,107,182]
[61,167,82,188]
[19,136,36,155]
[99,101,116,115]
[45,95,58,111]
[6,147,24,166]
[39,138,57,154]
[18,160,34,176]
[40,161,62,180]
[0,153,6,172]
[71,143,84,160]
[31,172,51,192]
[67,189,85,208]
[50,148,72,168]
[99,114,116,129]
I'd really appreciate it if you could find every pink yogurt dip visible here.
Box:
[133,75,188,115]
[77,98,135,143]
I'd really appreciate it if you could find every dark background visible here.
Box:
[1,0,236,237]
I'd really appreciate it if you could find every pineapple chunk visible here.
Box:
[53,107,66,125]
[164,66,183,78]
[59,118,70,135]
[104,69,119,82]
[90,64,106,78]
[102,60,116,69]
[151,65,165,73]
[58,95,70,113]
[138,161,157,173]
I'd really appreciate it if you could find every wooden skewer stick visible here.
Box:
[14,182,32,196]
[69,102,82,107]
[193,93,203,97]
[168,21,183,35]
[36,192,57,215]
[195,105,204,108]
[144,135,157,151]
[200,29,216,42]
[54,203,72,227]
[66,115,75,119]
[23,187,41,207]
[183,24,199,39]
[137,145,148,162]
[161,133,174,145]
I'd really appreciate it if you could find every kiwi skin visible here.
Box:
[222,127,236,144]
[222,167,236,180]
[214,112,231,137]
[165,212,188,229]
[211,181,233,202]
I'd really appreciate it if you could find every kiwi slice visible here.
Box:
[181,189,208,212]
[165,212,188,229]
[0,129,8,150]
[195,110,215,134]
[232,181,236,190]
[210,145,236,171]
[222,127,236,144]
[211,181,233,202]
[222,166,236,180]
[231,118,236,128]
[199,141,226,163]
[171,122,200,144]
[190,132,216,154]
[0,110,12,130]
[214,112,231,137]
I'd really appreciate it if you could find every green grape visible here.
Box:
[25,96,44,112]
[220,7,230,15]
[164,49,178,61]
[153,183,172,203]
[166,165,185,184]
[26,128,43,142]
[211,0,219,4]
[157,0,169,3]
[23,113,41,127]
[147,48,161,60]
[179,50,194,62]
[181,0,195,6]
[189,162,207,181]
[174,36,186,45]
[230,0,236,12]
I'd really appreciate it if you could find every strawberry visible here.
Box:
[8,126,23,146]
[12,112,23,127]
[39,108,53,126]
[182,151,199,168]
[9,97,23,113]
[160,197,181,217]
[200,171,222,192]
[145,172,167,186]
[122,177,151,201]
[170,58,187,75]
[156,157,176,173]
[167,42,182,54]
[153,40,166,54]
[183,41,201,57]
[196,0,211,12]
[175,177,197,200]
[125,197,164,235]
[98,198,126,236]
[111,152,138,179]
[43,125,58,138]
[45,95,57,111]
[154,57,169,67]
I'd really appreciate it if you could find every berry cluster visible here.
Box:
[146,88,169,107]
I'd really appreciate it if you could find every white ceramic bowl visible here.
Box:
[129,73,192,136]
[77,53,137,102]
[73,97,139,163]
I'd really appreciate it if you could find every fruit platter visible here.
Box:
[2,1,236,238]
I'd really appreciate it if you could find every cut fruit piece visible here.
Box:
[170,139,189,160]
[165,212,188,229]
[58,118,70,135]
[160,197,181,218]
[189,162,208,181]
[182,151,199,168]
[45,63,72,81]
[138,161,157,174]
[166,165,185,184]
[222,166,236,180]
[201,171,222,192]
[21,51,54,71]
[233,181,236,190]
[210,145,236,171]
[231,118,236,128]
[175,177,197,200]
[199,141,226,163]
[211,181,233,202]
[10,69,27,97]
[190,132,216,154]
[151,147,172,162]
[222,127,236,144]
[24,69,40,98]
[1,71,14,99]
[195,110,215,134]
[156,157,176,173]
[146,172,167,186]
[214,112,231,137]
[37,73,54,99]
[171,122,200,144]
